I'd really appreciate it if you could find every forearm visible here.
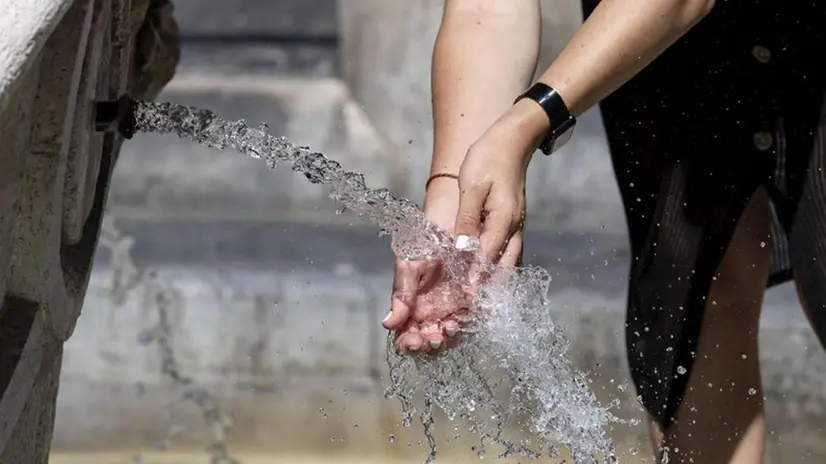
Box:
[539,0,715,116]
[430,1,541,178]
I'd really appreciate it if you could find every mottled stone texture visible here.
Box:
[0,0,179,461]
[172,0,337,38]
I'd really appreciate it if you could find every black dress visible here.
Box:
[579,0,826,427]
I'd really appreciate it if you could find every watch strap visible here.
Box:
[514,83,576,155]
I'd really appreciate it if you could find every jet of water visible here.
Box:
[132,100,619,463]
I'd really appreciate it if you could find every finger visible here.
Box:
[478,207,515,264]
[417,259,442,292]
[395,324,425,354]
[454,179,488,249]
[397,333,425,354]
[498,230,524,268]
[442,318,461,338]
[384,260,420,329]
[419,321,445,351]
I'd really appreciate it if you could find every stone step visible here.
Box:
[53,217,826,456]
[112,72,625,233]
[172,0,338,39]
[177,40,339,78]
[111,74,399,219]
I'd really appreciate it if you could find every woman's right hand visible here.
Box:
[382,178,471,353]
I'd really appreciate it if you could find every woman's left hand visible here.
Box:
[453,99,549,266]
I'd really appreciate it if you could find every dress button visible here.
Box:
[753,132,774,151]
[752,45,771,64]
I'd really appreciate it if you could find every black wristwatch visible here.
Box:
[514,82,576,155]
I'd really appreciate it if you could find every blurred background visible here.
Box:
[49,1,826,463]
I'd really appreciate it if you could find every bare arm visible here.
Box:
[540,0,715,117]
[429,0,542,180]
[429,0,715,183]
[445,0,716,257]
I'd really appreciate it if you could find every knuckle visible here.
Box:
[458,177,487,194]
[465,143,482,158]
[509,211,523,231]
[456,211,479,227]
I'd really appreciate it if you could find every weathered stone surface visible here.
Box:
[0,65,38,306]
[0,0,179,461]
[0,344,62,464]
[63,0,109,245]
[10,0,94,341]
[0,3,96,458]
[173,0,337,38]
[0,298,47,458]
[0,0,75,114]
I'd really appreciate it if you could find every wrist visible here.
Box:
[423,177,460,229]
[424,177,459,206]
[491,98,551,163]
[512,97,552,139]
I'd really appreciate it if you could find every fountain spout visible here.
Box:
[93,95,137,139]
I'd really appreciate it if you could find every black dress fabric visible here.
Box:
[578,0,826,427]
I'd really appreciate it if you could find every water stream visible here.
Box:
[131,99,623,463]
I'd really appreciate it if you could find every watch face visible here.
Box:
[554,125,574,148]
[548,118,576,154]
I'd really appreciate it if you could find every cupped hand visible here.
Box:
[384,99,547,355]
[383,178,473,353]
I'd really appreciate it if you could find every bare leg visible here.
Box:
[650,188,773,463]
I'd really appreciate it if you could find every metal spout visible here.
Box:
[94,95,136,139]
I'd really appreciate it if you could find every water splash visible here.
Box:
[100,216,240,464]
[132,100,619,462]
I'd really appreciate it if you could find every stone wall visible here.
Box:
[0,0,129,462]
[0,0,178,462]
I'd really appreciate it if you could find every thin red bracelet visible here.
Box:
[425,173,459,191]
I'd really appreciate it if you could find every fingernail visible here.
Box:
[430,340,442,349]
[382,311,392,323]
[445,327,458,337]
[455,235,472,250]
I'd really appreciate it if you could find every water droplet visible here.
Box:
[676,366,687,375]
[748,388,757,396]
[388,434,396,443]
[137,330,154,346]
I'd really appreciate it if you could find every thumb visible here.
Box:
[384,260,424,329]
[454,181,487,248]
